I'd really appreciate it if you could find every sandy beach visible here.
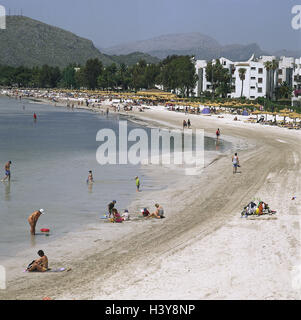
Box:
[0,97,300,300]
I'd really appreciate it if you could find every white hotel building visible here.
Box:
[194,55,301,104]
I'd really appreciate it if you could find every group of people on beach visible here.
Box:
[183,119,191,129]
[106,199,165,223]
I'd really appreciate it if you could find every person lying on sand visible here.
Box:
[27,250,48,272]
[148,204,165,219]
[28,209,45,235]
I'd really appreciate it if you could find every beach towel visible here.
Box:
[23,267,67,273]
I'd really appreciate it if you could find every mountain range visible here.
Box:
[102,32,301,61]
[0,17,299,69]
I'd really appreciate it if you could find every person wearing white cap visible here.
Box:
[27,209,45,235]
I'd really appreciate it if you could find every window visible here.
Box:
[258,78,263,83]
[250,86,255,89]
[250,96,255,99]
[258,68,263,74]
[251,67,256,70]
[251,77,256,80]
[278,79,282,84]
[278,69,282,75]
[258,87,262,93]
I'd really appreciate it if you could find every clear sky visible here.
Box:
[1,0,300,51]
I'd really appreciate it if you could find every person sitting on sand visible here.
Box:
[140,208,150,217]
[27,250,48,272]
[121,209,130,221]
[112,208,123,223]
[28,209,45,235]
[149,204,165,219]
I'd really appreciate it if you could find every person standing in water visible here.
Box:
[87,170,94,183]
[28,209,45,235]
[232,153,239,174]
[108,200,116,218]
[216,128,220,141]
[1,161,12,182]
[33,113,37,121]
[135,176,140,192]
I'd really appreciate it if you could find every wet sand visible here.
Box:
[1,103,300,300]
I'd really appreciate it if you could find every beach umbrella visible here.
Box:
[289,112,300,124]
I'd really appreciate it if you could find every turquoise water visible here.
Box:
[0,96,231,259]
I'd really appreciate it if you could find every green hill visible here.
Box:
[109,52,160,66]
[0,16,115,68]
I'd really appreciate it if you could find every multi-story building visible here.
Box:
[277,56,294,87]
[194,55,299,103]
[292,57,301,107]
[231,58,266,99]
[194,57,234,96]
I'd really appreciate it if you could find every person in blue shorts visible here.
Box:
[1,161,12,182]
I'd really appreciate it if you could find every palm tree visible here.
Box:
[238,68,246,98]
[271,60,279,100]
[264,61,272,100]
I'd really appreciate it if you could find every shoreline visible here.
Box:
[0,95,232,298]
[0,94,300,300]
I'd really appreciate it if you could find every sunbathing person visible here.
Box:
[27,250,48,272]
[149,204,165,219]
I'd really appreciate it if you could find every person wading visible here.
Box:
[28,209,45,235]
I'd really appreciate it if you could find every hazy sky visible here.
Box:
[1,0,300,51]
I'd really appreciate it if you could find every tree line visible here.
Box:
[0,55,198,97]
[0,57,293,100]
